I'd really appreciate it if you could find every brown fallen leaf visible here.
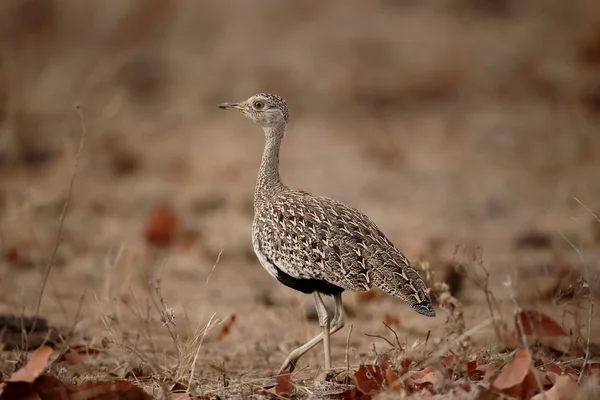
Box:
[275,372,294,398]
[1,374,73,400]
[353,364,385,396]
[385,368,400,390]
[56,347,85,365]
[515,310,567,338]
[406,367,440,391]
[540,355,563,376]
[8,346,53,383]
[383,313,400,327]
[169,393,192,400]
[216,314,236,341]
[492,348,531,391]
[530,374,579,400]
[563,365,579,381]
[144,205,178,248]
[583,362,600,378]
[33,375,74,398]
[75,379,152,400]
[375,353,392,371]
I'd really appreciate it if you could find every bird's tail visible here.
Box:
[371,262,435,317]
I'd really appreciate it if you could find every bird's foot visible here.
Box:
[278,357,297,375]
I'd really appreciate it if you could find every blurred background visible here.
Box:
[0,0,599,368]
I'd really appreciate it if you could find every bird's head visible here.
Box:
[218,93,289,128]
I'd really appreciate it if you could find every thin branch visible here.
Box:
[30,104,86,337]
[364,333,395,349]
[382,321,402,350]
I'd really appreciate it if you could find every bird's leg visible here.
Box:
[278,293,346,374]
[313,292,331,370]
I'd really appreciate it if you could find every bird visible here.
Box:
[218,93,435,373]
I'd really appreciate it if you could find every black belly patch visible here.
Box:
[268,259,344,296]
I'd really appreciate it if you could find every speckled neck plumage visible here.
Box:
[254,125,288,207]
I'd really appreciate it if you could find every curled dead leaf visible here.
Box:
[144,205,178,248]
[384,368,400,390]
[76,379,152,400]
[492,349,531,390]
[515,310,567,338]
[275,372,294,398]
[353,364,385,396]
[583,362,600,378]
[8,346,53,383]
[169,393,192,400]
[530,374,579,400]
[406,367,440,391]
[216,314,236,341]
[383,313,400,327]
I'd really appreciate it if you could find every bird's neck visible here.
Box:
[255,125,287,205]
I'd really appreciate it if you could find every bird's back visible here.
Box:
[252,189,434,316]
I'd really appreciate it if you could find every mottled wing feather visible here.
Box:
[253,190,434,315]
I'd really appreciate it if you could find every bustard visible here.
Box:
[218,93,435,373]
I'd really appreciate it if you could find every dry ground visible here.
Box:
[1,1,600,398]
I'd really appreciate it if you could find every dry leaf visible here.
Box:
[530,374,579,400]
[145,205,178,248]
[375,353,392,371]
[8,346,53,383]
[383,313,400,327]
[1,374,72,400]
[57,347,85,365]
[583,362,600,378]
[275,372,294,398]
[33,375,74,398]
[216,314,236,341]
[353,364,385,395]
[169,393,192,400]
[515,310,567,338]
[541,357,563,376]
[75,379,152,400]
[407,367,439,391]
[492,349,531,390]
[563,365,579,381]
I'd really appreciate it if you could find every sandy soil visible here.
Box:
[1,1,599,398]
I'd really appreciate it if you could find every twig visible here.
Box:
[30,104,86,338]
[573,197,600,223]
[469,254,503,342]
[382,321,402,350]
[364,334,395,349]
[199,249,223,323]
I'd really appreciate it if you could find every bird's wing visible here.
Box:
[254,190,434,315]
[253,190,428,302]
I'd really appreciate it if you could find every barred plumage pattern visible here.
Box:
[253,189,434,316]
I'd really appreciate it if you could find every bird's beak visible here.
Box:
[218,102,243,111]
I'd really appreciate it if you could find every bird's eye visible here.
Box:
[253,101,265,110]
